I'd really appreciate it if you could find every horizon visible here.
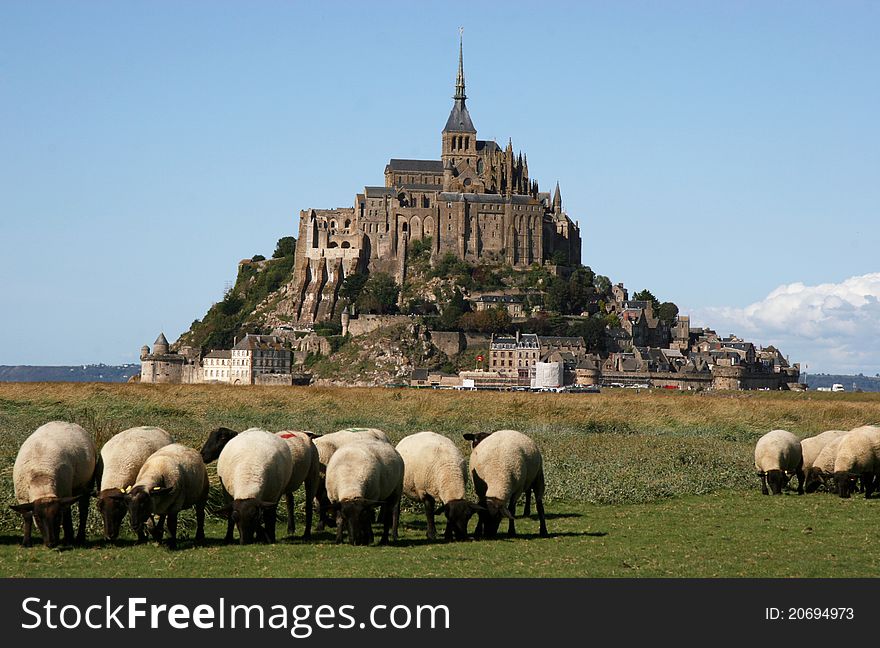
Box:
[1,2,878,373]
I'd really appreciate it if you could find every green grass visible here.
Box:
[2,384,880,577]
[2,491,878,578]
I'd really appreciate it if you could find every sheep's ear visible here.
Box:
[9,503,34,514]
[149,486,173,497]
[305,432,321,439]
[463,433,476,441]
[469,503,487,513]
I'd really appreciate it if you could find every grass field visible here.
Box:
[1,383,879,578]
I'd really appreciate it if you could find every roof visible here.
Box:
[397,183,440,191]
[154,333,169,346]
[475,294,524,303]
[411,368,429,381]
[387,159,444,172]
[204,350,232,359]
[443,98,476,133]
[232,334,288,352]
[476,140,500,152]
[438,192,538,205]
[364,186,395,198]
[539,336,586,347]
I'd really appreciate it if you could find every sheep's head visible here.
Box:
[764,469,787,495]
[10,496,79,548]
[463,432,493,448]
[441,499,478,541]
[337,500,376,546]
[217,499,273,544]
[200,427,239,464]
[125,485,172,538]
[476,497,513,538]
[96,488,128,540]
[803,468,827,494]
[834,471,859,499]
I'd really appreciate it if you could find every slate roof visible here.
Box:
[443,99,476,133]
[387,159,444,172]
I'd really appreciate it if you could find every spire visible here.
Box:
[553,181,562,213]
[455,27,466,101]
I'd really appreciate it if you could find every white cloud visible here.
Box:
[690,273,880,375]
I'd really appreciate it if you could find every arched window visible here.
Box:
[330,220,337,230]
[344,219,351,229]
[328,241,339,248]
[477,159,484,174]
[341,241,351,249]
[402,222,408,232]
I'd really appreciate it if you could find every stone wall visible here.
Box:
[429,331,465,357]
[347,314,413,337]
[255,373,294,386]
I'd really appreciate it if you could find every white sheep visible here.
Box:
[833,425,880,498]
[313,427,391,530]
[125,443,209,549]
[325,438,404,545]
[801,430,847,473]
[275,430,321,539]
[97,426,173,541]
[754,429,804,495]
[396,431,477,541]
[466,429,548,538]
[805,434,849,493]
[216,428,293,544]
[10,421,98,547]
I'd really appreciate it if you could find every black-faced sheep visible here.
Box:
[276,430,321,539]
[466,429,548,539]
[97,426,172,541]
[805,434,847,493]
[755,429,804,495]
[216,428,293,544]
[325,438,404,546]
[125,443,209,549]
[396,431,478,541]
[833,425,880,498]
[10,421,98,548]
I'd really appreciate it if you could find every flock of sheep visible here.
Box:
[754,425,880,498]
[9,421,549,548]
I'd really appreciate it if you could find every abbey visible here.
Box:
[288,39,582,324]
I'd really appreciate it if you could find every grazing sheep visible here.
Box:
[833,425,880,498]
[10,421,98,548]
[125,443,209,549]
[466,429,548,539]
[396,431,478,541]
[216,428,293,544]
[801,430,848,473]
[313,428,391,530]
[805,435,848,493]
[755,429,804,495]
[199,426,239,463]
[97,426,173,541]
[275,430,321,539]
[325,438,404,545]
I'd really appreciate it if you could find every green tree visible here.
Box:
[593,274,611,295]
[339,273,369,305]
[251,254,266,262]
[356,273,400,314]
[568,267,595,314]
[566,317,607,353]
[437,289,469,330]
[545,277,572,314]
[550,250,569,266]
[633,289,660,313]
[272,236,297,258]
[658,301,679,323]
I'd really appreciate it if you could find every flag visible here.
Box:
[476,355,484,362]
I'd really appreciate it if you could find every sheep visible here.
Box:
[199,426,239,463]
[125,443,209,549]
[396,431,478,541]
[275,430,321,539]
[10,421,98,548]
[466,429,548,539]
[833,425,880,498]
[96,426,173,541]
[754,429,804,495]
[325,438,404,545]
[216,428,293,544]
[805,435,848,493]
[801,430,848,474]
[313,427,391,530]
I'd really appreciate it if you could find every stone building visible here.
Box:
[229,334,292,385]
[285,38,581,325]
[140,333,201,384]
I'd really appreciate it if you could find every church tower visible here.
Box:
[441,32,477,182]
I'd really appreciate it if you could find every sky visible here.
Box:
[1,1,878,374]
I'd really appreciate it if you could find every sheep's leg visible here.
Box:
[424,495,437,541]
[152,514,166,543]
[166,512,178,550]
[795,466,805,496]
[62,506,75,545]
[224,517,234,544]
[286,492,296,536]
[303,489,313,540]
[391,494,400,542]
[507,495,517,537]
[335,511,344,544]
[534,471,548,537]
[264,506,278,543]
[195,504,206,543]
[75,492,89,545]
[21,512,33,548]
[523,490,532,517]
[760,473,769,495]
[863,473,875,499]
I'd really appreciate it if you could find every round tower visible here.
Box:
[153,332,169,355]
[140,345,150,360]
[341,305,350,336]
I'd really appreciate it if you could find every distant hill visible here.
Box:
[806,373,880,392]
[0,364,139,383]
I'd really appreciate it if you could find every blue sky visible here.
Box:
[1,1,878,373]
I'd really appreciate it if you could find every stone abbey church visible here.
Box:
[287,41,582,324]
